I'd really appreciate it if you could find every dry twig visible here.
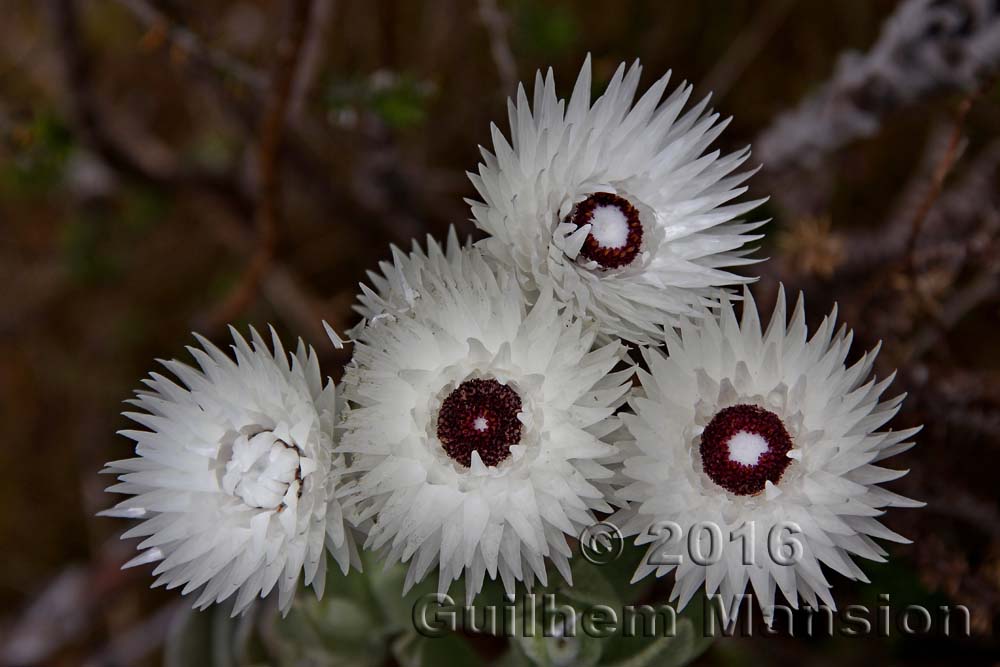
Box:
[45,0,249,213]
[908,257,1000,361]
[903,81,992,273]
[289,0,336,120]
[204,0,314,330]
[114,0,267,92]
[702,0,795,100]
[758,0,1000,170]
[477,0,518,93]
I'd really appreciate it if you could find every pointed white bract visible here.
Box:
[615,286,921,619]
[351,226,473,331]
[102,327,359,615]
[340,246,632,601]
[469,56,766,344]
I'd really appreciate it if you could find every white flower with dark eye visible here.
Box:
[339,246,632,602]
[469,55,766,344]
[615,287,922,619]
[351,225,472,330]
[101,328,359,615]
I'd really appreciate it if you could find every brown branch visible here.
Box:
[907,260,1000,361]
[290,0,335,120]
[194,197,342,346]
[702,0,795,100]
[477,0,517,93]
[757,0,1000,171]
[923,489,1000,540]
[903,85,987,274]
[81,601,183,667]
[106,0,433,249]
[831,138,1000,278]
[45,0,250,214]
[204,0,314,330]
[113,0,267,93]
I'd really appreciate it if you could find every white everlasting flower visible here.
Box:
[351,226,471,330]
[616,287,922,618]
[339,246,632,601]
[469,55,766,344]
[101,328,359,615]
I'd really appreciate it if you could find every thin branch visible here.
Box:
[758,0,1000,170]
[477,0,517,93]
[0,540,139,665]
[924,489,1000,539]
[834,138,1000,278]
[46,0,250,213]
[289,0,336,119]
[908,256,1000,361]
[81,601,183,667]
[105,0,433,248]
[113,0,267,92]
[702,0,795,100]
[194,198,342,346]
[205,0,314,329]
[904,82,990,273]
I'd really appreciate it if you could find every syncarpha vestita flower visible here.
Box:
[614,287,922,619]
[469,55,766,344]
[102,328,359,615]
[339,246,632,602]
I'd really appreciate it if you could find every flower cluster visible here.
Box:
[103,58,921,619]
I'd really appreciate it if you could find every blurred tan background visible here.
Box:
[1,0,999,665]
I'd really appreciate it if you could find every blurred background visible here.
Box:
[2,0,999,665]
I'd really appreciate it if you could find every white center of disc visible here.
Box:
[473,416,489,432]
[589,205,630,249]
[727,431,769,466]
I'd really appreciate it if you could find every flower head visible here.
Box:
[340,246,632,601]
[616,287,922,618]
[469,56,765,344]
[101,328,359,615]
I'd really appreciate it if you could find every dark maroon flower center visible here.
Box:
[699,404,793,496]
[436,378,523,468]
[568,192,643,269]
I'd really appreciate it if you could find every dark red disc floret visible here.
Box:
[699,404,793,496]
[568,192,643,269]
[436,378,523,467]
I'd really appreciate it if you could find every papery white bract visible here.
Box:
[340,246,632,601]
[351,225,472,330]
[616,286,922,619]
[469,55,766,344]
[101,327,359,615]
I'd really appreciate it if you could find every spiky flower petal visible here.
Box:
[352,226,472,330]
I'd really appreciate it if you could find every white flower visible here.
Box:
[101,327,359,615]
[616,287,922,619]
[469,55,766,344]
[339,246,632,602]
[351,226,471,330]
